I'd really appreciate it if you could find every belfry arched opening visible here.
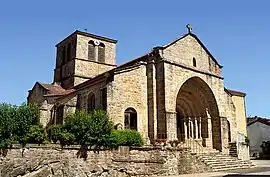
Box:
[176,77,221,151]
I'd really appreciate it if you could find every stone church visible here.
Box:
[28,25,248,154]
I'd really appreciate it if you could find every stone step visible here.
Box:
[209,162,253,167]
[212,166,252,172]
[196,152,255,172]
[200,157,237,161]
[213,164,253,169]
[211,165,250,170]
[201,157,239,161]
[201,159,248,163]
[205,161,252,165]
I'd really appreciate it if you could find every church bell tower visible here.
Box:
[53,30,117,89]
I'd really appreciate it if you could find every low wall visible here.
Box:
[0,144,210,177]
[238,143,250,161]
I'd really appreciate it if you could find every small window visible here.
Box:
[88,40,95,61]
[98,43,105,63]
[124,108,137,130]
[87,93,95,112]
[76,94,82,111]
[193,57,196,67]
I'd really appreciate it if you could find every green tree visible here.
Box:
[0,103,16,153]
[63,109,113,148]
[13,103,40,147]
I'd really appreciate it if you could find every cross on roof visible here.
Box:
[186,24,192,33]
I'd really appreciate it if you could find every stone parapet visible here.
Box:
[0,144,209,177]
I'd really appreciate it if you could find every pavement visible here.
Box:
[153,160,270,177]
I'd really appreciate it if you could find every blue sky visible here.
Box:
[0,0,269,117]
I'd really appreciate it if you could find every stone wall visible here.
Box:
[74,59,115,82]
[75,80,107,110]
[238,143,250,161]
[162,34,222,76]
[107,64,148,139]
[76,34,116,66]
[231,96,247,136]
[0,145,209,177]
[224,92,238,143]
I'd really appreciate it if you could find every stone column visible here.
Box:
[206,117,213,148]
[184,118,188,140]
[166,111,177,140]
[189,117,193,138]
[195,118,198,139]
[95,45,99,62]
[220,116,229,154]
[198,117,201,139]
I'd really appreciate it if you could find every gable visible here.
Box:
[162,34,222,76]
[27,82,47,104]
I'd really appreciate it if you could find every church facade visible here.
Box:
[28,26,248,154]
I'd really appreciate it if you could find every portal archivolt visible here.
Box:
[176,77,221,150]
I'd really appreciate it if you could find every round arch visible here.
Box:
[87,92,95,112]
[124,107,138,130]
[176,76,221,150]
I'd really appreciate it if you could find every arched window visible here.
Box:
[193,57,196,67]
[88,40,95,61]
[56,105,64,124]
[67,43,71,61]
[62,46,66,64]
[76,93,82,111]
[98,43,105,63]
[124,108,137,130]
[227,120,231,143]
[87,93,95,112]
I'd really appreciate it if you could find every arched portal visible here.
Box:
[176,76,221,150]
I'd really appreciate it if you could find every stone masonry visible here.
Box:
[0,145,209,177]
[28,25,249,158]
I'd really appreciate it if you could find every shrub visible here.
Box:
[27,125,47,145]
[48,125,63,143]
[58,132,75,148]
[63,109,113,147]
[110,130,143,147]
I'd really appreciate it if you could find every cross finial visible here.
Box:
[186,24,192,33]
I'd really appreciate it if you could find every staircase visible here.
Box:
[229,142,238,157]
[196,153,255,172]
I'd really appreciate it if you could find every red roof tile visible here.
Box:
[247,116,270,126]
[38,82,75,97]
